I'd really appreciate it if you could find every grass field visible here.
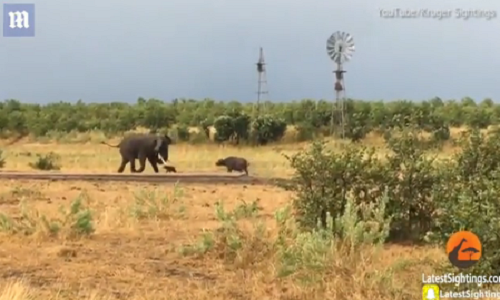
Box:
[0,127,469,176]
[0,140,305,178]
[0,132,484,299]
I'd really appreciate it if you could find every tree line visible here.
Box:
[0,96,497,144]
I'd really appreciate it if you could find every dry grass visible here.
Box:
[0,129,492,299]
[0,180,443,300]
[0,128,468,177]
[0,140,305,178]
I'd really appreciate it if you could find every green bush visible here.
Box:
[429,129,500,287]
[251,115,287,145]
[294,122,317,142]
[213,115,235,142]
[283,141,385,231]
[383,127,439,240]
[29,152,61,170]
[280,127,500,286]
[212,113,251,144]
[176,124,190,142]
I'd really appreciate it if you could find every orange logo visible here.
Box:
[446,231,482,269]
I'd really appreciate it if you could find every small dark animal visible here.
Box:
[164,166,177,173]
[101,134,172,173]
[215,156,249,175]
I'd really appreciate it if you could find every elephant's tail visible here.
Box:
[100,141,120,148]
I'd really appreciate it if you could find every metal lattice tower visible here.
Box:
[255,47,269,117]
[333,64,346,138]
[326,31,355,139]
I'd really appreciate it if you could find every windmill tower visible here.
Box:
[326,31,355,139]
[254,47,269,117]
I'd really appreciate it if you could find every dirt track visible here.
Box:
[0,171,290,185]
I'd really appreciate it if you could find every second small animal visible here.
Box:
[164,166,177,173]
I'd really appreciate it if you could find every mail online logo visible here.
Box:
[3,3,35,37]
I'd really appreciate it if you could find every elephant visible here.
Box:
[101,134,172,173]
[215,156,249,175]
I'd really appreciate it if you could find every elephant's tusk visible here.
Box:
[158,155,168,165]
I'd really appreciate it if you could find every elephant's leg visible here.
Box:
[227,167,233,173]
[129,158,138,173]
[147,155,159,173]
[136,153,147,173]
[118,157,128,173]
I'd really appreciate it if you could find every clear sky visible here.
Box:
[1,0,499,103]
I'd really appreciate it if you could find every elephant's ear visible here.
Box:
[154,138,162,152]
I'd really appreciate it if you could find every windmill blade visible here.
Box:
[326,31,355,64]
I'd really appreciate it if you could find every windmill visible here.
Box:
[326,31,355,138]
[254,47,269,117]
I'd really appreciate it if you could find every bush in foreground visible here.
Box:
[0,193,94,238]
[283,128,500,289]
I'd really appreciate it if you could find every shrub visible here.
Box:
[431,125,451,143]
[429,129,500,287]
[176,124,190,142]
[384,127,439,240]
[281,127,500,287]
[294,122,317,142]
[0,193,94,238]
[344,112,372,142]
[213,115,235,142]
[251,115,287,145]
[283,127,500,245]
[274,191,390,282]
[283,141,386,232]
[179,186,392,289]
[130,187,185,220]
[29,152,61,170]
[200,119,212,139]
